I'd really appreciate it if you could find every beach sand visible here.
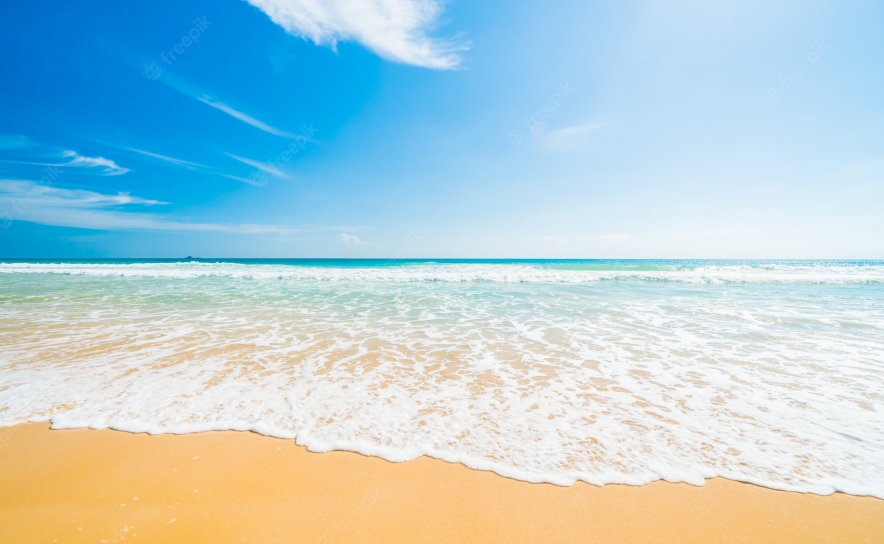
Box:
[1,422,881,543]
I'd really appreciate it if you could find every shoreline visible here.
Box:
[16,421,879,497]
[2,423,882,543]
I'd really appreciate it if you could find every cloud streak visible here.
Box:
[226,153,291,179]
[245,0,465,69]
[539,123,605,151]
[127,148,209,169]
[59,150,129,175]
[337,232,362,245]
[124,147,269,186]
[0,150,129,176]
[198,96,302,138]
[0,180,164,208]
[220,174,269,187]
[0,179,293,234]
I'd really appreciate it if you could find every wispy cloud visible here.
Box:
[226,153,291,179]
[0,180,163,207]
[337,233,362,245]
[0,179,292,234]
[245,0,466,69]
[539,123,605,151]
[153,78,309,140]
[220,174,268,187]
[127,148,208,169]
[122,145,288,187]
[12,207,295,233]
[59,151,129,175]
[0,148,129,176]
[124,147,268,187]
[0,134,129,176]
[2,134,269,191]
[198,96,302,138]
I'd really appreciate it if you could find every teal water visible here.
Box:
[6,257,883,269]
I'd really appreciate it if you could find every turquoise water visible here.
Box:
[7,257,883,269]
[1,259,882,496]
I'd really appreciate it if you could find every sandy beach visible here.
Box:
[1,422,881,543]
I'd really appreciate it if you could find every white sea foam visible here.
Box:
[0,261,882,497]
[1,260,884,284]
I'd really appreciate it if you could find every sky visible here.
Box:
[0,0,882,258]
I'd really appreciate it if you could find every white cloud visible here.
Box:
[10,207,293,233]
[337,233,362,245]
[59,151,129,176]
[128,148,208,169]
[0,180,163,208]
[245,0,465,69]
[125,147,271,186]
[198,96,302,138]
[539,123,604,151]
[599,233,630,241]
[226,154,291,179]
[0,150,129,176]
[221,174,269,187]
[0,180,292,234]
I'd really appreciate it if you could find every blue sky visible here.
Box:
[0,0,882,258]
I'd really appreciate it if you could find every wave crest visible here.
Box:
[1,261,883,284]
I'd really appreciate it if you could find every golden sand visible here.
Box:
[1,422,882,543]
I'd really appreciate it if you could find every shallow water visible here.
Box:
[1,260,882,496]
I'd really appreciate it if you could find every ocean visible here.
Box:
[1,259,882,497]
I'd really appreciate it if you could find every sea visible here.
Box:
[1,259,882,497]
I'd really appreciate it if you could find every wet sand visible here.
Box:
[1,422,881,543]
